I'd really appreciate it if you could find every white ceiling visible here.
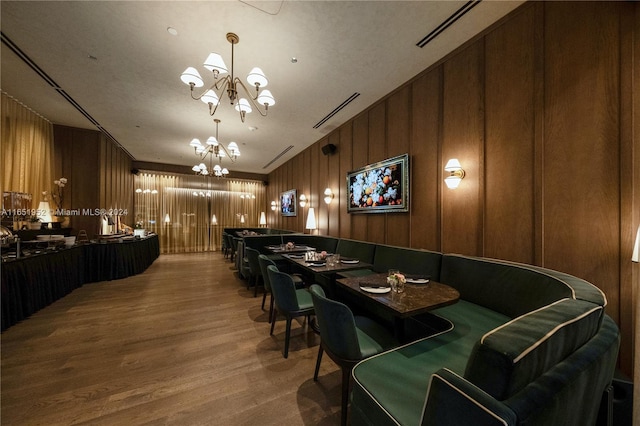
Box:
[1,1,523,175]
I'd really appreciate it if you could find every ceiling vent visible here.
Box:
[263,145,295,169]
[416,0,482,48]
[312,92,360,129]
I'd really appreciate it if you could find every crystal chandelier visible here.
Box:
[180,32,275,123]
[190,119,237,177]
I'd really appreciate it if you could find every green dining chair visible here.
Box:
[267,265,315,358]
[245,247,263,297]
[309,284,397,426]
[259,255,305,324]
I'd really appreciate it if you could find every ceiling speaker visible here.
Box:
[321,143,336,156]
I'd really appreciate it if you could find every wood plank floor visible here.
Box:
[1,252,343,425]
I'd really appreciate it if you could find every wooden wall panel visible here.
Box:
[327,132,340,237]
[338,123,353,238]
[543,2,620,320]
[309,143,320,234]
[367,103,387,244]
[441,43,484,256]
[317,138,329,234]
[386,87,411,248]
[410,69,442,251]
[484,6,536,263]
[351,113,369,241]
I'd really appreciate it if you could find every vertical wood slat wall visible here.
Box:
[266,2,639,375]
[53,125,133,236]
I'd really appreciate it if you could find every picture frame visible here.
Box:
[280,189,297,216]
[346,153,409,213]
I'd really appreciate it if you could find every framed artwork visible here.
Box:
[280,189,297,216]
[347,153,409,213]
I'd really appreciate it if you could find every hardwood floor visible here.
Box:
[1,253,343,425]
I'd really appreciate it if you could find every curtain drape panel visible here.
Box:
[134,173,266,254]
[1,92,54,210]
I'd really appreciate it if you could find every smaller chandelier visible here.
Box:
[191,119,234,178]
[180,32,275,123]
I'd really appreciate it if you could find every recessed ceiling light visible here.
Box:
[249,126,258,132]
[290,57,298,64]
[167,27,178,36]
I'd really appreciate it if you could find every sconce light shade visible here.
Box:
[323,188,334,204]
[240,214,245,224]
[164,213,171,223]
[444,158,465,189]
[259,211,267,226]
[271,200,277,211]
[211,214,217,225]
[306,207,317,230]
[37,201,52,222]
[299,194,307,208]
[633,225,640,263]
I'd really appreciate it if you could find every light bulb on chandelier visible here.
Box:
[180,32,276,123]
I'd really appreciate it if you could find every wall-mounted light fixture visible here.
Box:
[323,188,334,204]
[299,194,307,207]
[259,211,267,227]
[444,159,466,189]
[271,200,277,211]
[306,207,317,232]
[633,225,640,263]
[164,213,171,223]
[211,214,218,225]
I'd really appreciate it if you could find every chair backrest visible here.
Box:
[258,254,276,292]
[267,265,302,313]
[245,247,261,276]
[309,284,362,360]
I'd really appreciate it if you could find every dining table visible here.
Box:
[336,273,460,341]
[278,252,373,297]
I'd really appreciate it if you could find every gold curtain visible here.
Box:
[1,92,53,211]
[134,173,266,254]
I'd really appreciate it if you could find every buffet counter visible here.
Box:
[1,234,160,331]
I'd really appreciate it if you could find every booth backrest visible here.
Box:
[439,254,592,318]
[335,238,376,264]
[372,244,442,280]
[464,298,604,400]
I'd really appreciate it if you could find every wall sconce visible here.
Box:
[323,188,334,204]
[633,225,640,263]
[259,211,267,227]
[271,200,277,211]
[299,194,307,207]
[444,159,465,189]
[306,207,317,232]
[211,214,218,225]
[240,214,245,224]
[164,213,171,224]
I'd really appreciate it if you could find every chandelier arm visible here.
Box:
[198,137,237,163]
[234,78,269,117]
[189,75,231,101]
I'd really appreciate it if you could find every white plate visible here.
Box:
[308,262,326,267]
[360,286,391,294]
[406,278,429,284]
[341,259,359,264]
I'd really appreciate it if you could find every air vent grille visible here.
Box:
[416,0,482,48]
[312,92,360,129]
[263,145,295,169]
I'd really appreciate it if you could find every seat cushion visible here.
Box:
[354,316,397,358]
[295,288,313,310]
[351,300,509,426]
